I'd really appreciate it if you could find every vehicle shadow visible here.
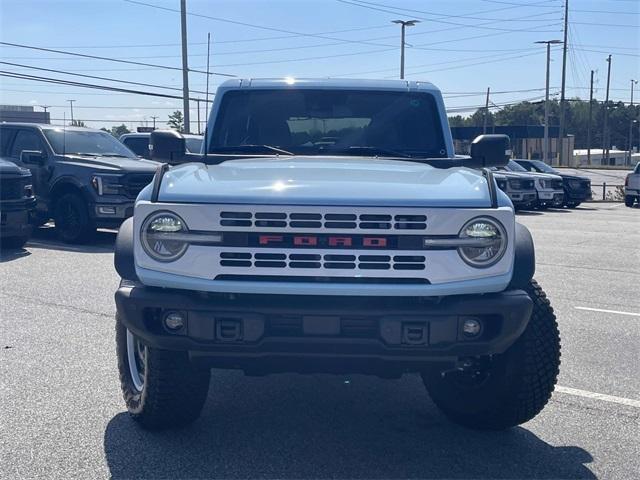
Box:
[0,247,31,263]
[103,371,594,479]
[25,225,117,253]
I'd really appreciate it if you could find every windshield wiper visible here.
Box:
[320,146,412,158]
[101,153,131,158]
[208,144,294,155]
[66,152,101,157]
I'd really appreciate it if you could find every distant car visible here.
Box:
[0,123,159,243]
[120,132,203,159]
[624,162,640,207]
[515,159,592,208]
[490,169,538,210]
[501,160,564,209]
[0,158,36,249]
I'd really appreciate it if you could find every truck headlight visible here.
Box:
[91,174,123,195]
[141,211,190,262]
[457,217,507,268]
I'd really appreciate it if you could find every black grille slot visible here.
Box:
[221,219,252,227]
[324,222,357,228]
[290,213,321,220]
[359,214,391,221]
[255,212,286,219]
[325,213,356,220]
[220,260,251,267]
[393,264,425,270]
[289,261,321,269]
[221,211,251,218]
[290,254,321,260]
[255,220,287,227]
[359,263,390,270]
[394,215,426,222]
[254,261,286,268]
[394,255,425,262]
[221,252,251,259]
[324,254,356,261]
[325,262,356,269]
[289,221,322,228]
[394,222,427,230]
[254,253,286,260]
[359,222,391,229]
[358,255,390,262]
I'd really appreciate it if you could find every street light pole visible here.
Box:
[629,79,638,164]
[66,99,75,124]
[392,20,419,79]
[535,40,562,163]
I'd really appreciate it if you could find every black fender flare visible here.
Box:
[508,222,535,290]
[114,217,138,281]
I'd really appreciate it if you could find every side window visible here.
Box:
[123,137,149,157]
[0,128,18,156]
[635,163,640,174]
[9,129,44,159]
[519,163,533,172]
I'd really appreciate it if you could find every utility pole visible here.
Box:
[483,87,490,134]
[557,0,569,165]
[66,99,75,124]
[587,70,594,165]
[628,79,638,163]
[40,105,50,112]
[150,116,158,129]
[180,0,191,133]
[602,55,612,163]
[392,20,419,79]
[535,40,562,163]
[196,98,201,135]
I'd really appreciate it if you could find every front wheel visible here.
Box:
[54,193,96,244]
[625,196,636,207]
[115,315,211,430]
[422,280,560,430]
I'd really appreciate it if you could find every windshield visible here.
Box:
[185,137,203,153]
[44,129,137,158]
[507,160,528,172]
[529,160,558,174]
[210,89,447,158]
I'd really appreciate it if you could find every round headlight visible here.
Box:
[141,211,189,262]
[457,217,507,268]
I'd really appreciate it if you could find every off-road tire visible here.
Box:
[54,193,95,244]
[116,315,211,430]
[422,279,560,430]
[0,235,29,250]
[625,196,635,207]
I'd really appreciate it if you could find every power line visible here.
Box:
[0,61,211,94]
[0,41,236,76]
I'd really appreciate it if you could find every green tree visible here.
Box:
[110,124,130,138]
[167,110,184,132]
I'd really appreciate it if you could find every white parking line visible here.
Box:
[574,306,640,317]
[556,386,640,408]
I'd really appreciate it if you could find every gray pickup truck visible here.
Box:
[625,162,640,207]
[0,123,158,243]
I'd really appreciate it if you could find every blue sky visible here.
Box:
[0,0,638,132]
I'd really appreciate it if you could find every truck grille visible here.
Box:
[219,211,427,230]
[220,252,426,270]
[123,173,154,198]
[0,177,30,200]
[508,179,534,190]
[552,179,564,189]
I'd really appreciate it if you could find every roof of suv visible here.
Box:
[0,122,100,133]
[218,78,440,93]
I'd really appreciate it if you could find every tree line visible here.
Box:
[449,99,639,151]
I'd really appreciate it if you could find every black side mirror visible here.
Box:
[150,130,186,162]
[467,134,510,168]
[20,150,46,166]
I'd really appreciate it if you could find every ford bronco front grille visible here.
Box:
[220,252,426,270]
[219,211,427,230]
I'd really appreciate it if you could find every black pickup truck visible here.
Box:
[0,123,158,243]
[0,158,36,249]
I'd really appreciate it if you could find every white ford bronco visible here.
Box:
[114,78,560,431]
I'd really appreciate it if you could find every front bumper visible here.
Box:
[90,201,134,228]
[0,198,36,238]
[565,188,592,202]
[537,190,564,206]
[509,192,537,207]
[115,282,533,372]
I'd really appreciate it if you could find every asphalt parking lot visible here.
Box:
[1,204,639,479]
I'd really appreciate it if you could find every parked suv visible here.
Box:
[0,124,158,243]
[114,78,560,432]
[515,159,592,208]
[502,160,564,209]
[0,158,36,249]
[624,162,640,207]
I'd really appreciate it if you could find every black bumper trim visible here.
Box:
[115,283,533,368]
